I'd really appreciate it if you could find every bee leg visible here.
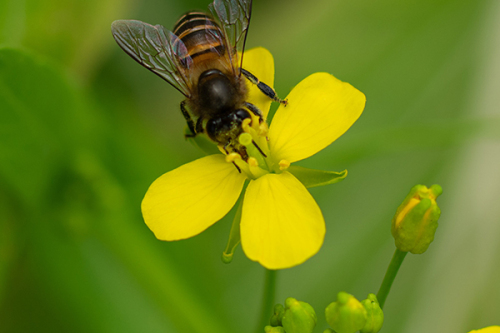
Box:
[241,68,288,106]
[181,101,197,137]
[244,102,264,123]
[195,116,204,135]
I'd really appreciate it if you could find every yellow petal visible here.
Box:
[269,72,366,163]
[142,155,246,241]
[469,327,500,333]
[241,171,325,269]
[242,47,275,119]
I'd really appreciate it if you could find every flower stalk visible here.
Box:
[258,269,277,333]
[376,249,407,309]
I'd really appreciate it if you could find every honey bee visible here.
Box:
[111,0,286,158]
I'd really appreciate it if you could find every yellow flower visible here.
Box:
[141,47,366,269]
[468,327,500,333]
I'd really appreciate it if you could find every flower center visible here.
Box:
[223,118,289,179]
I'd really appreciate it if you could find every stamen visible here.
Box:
[241,118,252,134]
[279,159,290,171]
[225,152,242,163]
[247,157,259,167]
[232,162,241,173]
[238,133,269,171]
[258,121,269,137]
[252,140,267,157]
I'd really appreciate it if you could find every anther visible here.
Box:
[248,157,259,167]
[279,159,290,171]
[258,121,269,137]
[242,118,252,133]
[225,152,242,163]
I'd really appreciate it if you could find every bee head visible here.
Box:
[206,109,251,143]
[198,69,238,113]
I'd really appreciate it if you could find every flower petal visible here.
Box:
[269,73,366,163]
[242,47,275,119]
[142,155,246,241]
[241,171,325,269]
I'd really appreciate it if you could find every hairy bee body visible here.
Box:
[112,0,285,157]
[173,12,249,146]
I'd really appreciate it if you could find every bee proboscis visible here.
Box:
[111,0,286,158]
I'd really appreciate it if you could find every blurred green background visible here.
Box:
[1,0,500,332]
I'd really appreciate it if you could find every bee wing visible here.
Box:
[208,0,252,72]
[111,20,193,97]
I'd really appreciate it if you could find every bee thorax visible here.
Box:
[198,69,238,113]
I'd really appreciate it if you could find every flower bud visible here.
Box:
[270,304,285,327]
[360,294,384,333]
[264,326,286,333]
[325,292,367,333]
[391,184,442,254]
[281,297,317,333]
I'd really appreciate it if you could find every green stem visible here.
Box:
[222,181,248,264]
[257,269,277,332]
[376,249,407,309]
[221,199,243,263]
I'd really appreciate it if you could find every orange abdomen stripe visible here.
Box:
[173,12,226,61]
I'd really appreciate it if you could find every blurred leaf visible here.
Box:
[0,0,25,46]
[0,47,85,205]
[20,0,137,80]
[0,47,233,333]
[333,119,500,164]
[0,190,18,303]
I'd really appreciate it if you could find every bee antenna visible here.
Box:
[238,0,253,75]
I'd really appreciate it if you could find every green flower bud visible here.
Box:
[391,184,442,254]
[264,325,286,333]
[282,297,317,333]
[270,304,285,327]
[325,292,367,333]
[360,294,384,333]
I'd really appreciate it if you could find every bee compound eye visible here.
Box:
[206,118,221,140]
[235,109,251,121]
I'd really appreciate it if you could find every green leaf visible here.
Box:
[0,48,65,205]
[0,47,103,205]
[288,165,347,189]
[20,0,138,79]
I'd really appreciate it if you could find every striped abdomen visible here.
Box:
[173,12,226,64]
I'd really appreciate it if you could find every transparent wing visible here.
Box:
[111,20,193,97]
[208,0,252,72]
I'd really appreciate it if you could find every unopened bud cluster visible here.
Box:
[325,292,383,333]
[266,298,317,333]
